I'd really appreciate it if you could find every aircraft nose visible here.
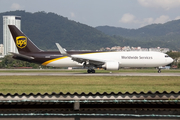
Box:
[169,57,174,63]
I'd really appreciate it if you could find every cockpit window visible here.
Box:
[165,55,169,57]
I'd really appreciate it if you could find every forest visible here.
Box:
[0,11,122,50]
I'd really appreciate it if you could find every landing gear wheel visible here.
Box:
[158,69,161,73]
[87,69,95,73]
[92,69,95,73]
[87,69,91,73]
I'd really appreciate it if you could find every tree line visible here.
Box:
[0,55,51,69]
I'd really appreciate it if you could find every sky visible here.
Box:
[1,0,180,29]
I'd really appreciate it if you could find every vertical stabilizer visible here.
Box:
[8,25,41,54]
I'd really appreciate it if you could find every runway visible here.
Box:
[0,72,180,76]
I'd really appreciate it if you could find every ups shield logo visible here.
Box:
[16,36,27,49]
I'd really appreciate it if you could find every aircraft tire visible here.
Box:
[87,69,91,73]
[158,69,161,73]
[87,69,95,73]
[92,69,95,73]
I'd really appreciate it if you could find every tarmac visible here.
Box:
[0,72,180,76]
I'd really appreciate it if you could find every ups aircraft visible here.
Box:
[8,25,173,73]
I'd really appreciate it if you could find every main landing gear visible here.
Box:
[158,68,161,73]
[87,69,95,73]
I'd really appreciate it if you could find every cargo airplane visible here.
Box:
[8,25,173,73]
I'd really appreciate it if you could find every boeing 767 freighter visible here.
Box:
[8,25,173,73]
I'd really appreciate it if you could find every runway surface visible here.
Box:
[0,72,180,76]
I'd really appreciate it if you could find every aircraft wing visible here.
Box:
[71,55,105,66]
[56,43,105,66]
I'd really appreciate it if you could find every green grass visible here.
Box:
[0,76,179,94]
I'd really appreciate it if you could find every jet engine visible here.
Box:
[102,61,120,70]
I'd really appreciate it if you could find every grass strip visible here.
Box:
[0,76,179,94]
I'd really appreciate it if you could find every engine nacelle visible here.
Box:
[103,61,120,70]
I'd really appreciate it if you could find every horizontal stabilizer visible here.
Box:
[9,52,34,60]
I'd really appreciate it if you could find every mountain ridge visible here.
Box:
[96,20,180,50]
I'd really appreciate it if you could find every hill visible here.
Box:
[0,11,125,50]
[1,11,180,51]
[96,20,180,50]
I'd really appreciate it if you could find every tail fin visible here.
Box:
[8,25,41,54]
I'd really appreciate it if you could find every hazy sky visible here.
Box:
[1,0,180,28]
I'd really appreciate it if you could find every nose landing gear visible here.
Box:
[157,67,162,73]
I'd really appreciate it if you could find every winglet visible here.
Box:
[55,43,70,56]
